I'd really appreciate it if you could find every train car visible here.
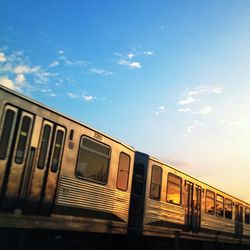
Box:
[0,85,135,235]
[129,152,250,245]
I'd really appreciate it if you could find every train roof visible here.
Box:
[0,85,135,152]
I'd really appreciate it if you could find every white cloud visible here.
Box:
[178,96,196,105]
[0,52,7,63]
[58,50,64,55]
[90,68,113,76]
[67,92,96,101]
[14,65,39,74]
[142,51,154,56]
[34,69,51,84]
[15,74,26,85]
[129,62,141,68]
[83,95,95,101]
[39,88,56,97]
[49,61,59,68]
[128,53,135,59]
[188,85,223,96]
[116,48,153,69]
[155,105,166,115]
[194,105,213,116]
[118,60,141,69]
[0,76,19,91]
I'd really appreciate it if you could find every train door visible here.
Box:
[184,181,202,233]
[0,105,34,210]
[184,181,194,232]
[235,204,243,238]
[128,152,148,234]
[23,119,66,213]
[192,185,202,233]
[0,104,65,214]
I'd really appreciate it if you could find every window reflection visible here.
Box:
[150,165,162,200]
[76,137,110,184]
[225,198,232,219]
[216,195,224,217]
[166,173,182,205]
[206,190,215,215]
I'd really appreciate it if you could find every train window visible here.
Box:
[0,109,16,160]
[216,195,224,217]
[205,190,215,215]
[166,173,182,205]
[150,165,162,200]
[245,207,250,224]
[239,206,243,223]
[116,152,130,191]
[15,116,32,164]
[131,164,145,196]
[225,199,232,219]
[69,129,74,140]
[76,137,110,184]
[37,124,52,169]
[51,129,65,172]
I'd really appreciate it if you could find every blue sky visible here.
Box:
[1,1,250,202]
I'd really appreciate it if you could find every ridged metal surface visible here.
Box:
[144,198,185,225]
[244,224,250,236]
[201,212,234,233]
[56,176,130,222]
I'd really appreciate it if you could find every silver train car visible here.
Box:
[0,85,250,246]
[129,152,250,245]
[0,85,135,234]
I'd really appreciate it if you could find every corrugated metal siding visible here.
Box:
[243,224,250,237]
[144,198,185,225]
[201,212,234,234]
[56,176,130,222]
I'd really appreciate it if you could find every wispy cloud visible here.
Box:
[13,64,39,74]
[0,76,20,91]
[83,95,95,101]
[39,88,56,97]
[115,46,154,69]
[0,48,56,94]
[90,67,113,76]
[188,85,223,96]
[194,105,213,116]
[67,92,96,102]
[15,73,26,85]
[118,60,141,69]
[49,61,59,68]
[58,50,64,55]
[182,120,206,141]
[178,96,196,105]
[67,92,80,99]
[142,51,154,56]
[0,52,7,63]
[177,84,222,114]
[155,105,166,115]
[128,53,135,59]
